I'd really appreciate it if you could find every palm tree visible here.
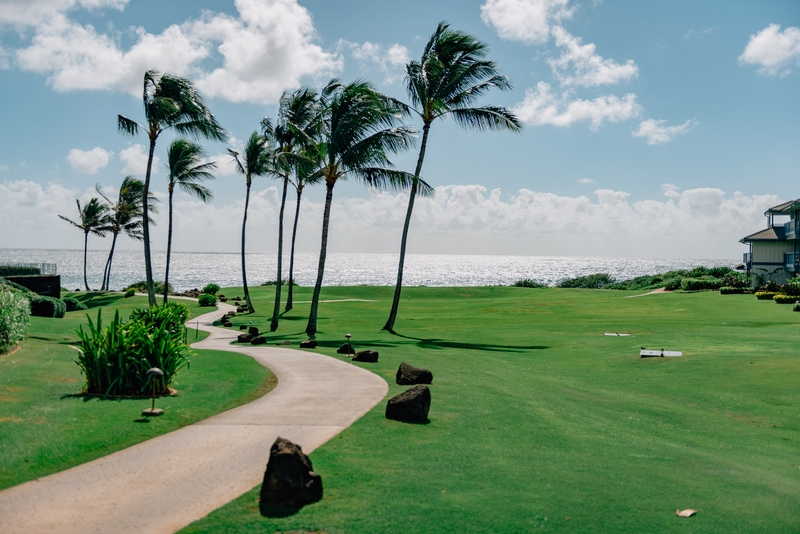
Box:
[303,79,420,338]
[59,198,111,291]
[382,22,523,333]
[96,176,154,291]
[163,139,216,304]
[229,131,272,313]
[261,87,319,331]
[118,70,226,306]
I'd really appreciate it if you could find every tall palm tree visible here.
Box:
[382,22,523,333]
[163,139,216,304]
[303,79,420,338]
[261,87,319,331]
[229,131,272,313]
[59,198,111,291]
[118,70,226,306]
[96,176,154,291]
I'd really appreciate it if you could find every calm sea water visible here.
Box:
[0,248,737,292]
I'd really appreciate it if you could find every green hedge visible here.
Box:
[773,295,798,304]
[124,280,174,295]
[0,288,30,354]
[198,294,217,307]
[63,297,88,312]
[755,291,779,300]
[720,287,752,295]
[512,279,547,288]
[30,295,66,318]
[557,273,616,289]
[123,288,135,298]
[681,277,723,291]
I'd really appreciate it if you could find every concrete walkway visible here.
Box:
[0,303,388,534]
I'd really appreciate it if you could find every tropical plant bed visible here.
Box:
[180,285,800,534]
[0,294,275,491]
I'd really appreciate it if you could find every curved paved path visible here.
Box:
[0,303,388,534]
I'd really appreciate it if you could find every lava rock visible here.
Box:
[237,334,253,343]
[260,437,322,510]
[236,306,247,313]
[353,350,378,363]
[249,326,259,336]
[396,362,433,385]
[251,336,267,345]
[219,297,228,302]
[223,321,233,327]
[300,340,318,349]
[336,343,355,355]
[239,325,248,330]
[385,385,431,424]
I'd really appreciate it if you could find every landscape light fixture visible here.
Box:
[345,333,352,357]
[142,367,165,417]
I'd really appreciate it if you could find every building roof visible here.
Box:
[766,198,800,215]
[740,226,786,243]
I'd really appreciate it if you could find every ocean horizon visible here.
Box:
[0,248,738,293]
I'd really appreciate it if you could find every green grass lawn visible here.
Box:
[181,285,800,533]
[0,292,275,490]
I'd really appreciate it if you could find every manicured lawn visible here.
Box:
[183,285,800,533]
[0,292,275,490]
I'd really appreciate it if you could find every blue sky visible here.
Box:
[0,0,798,258]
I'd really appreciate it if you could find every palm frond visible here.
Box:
[117,115,141,137]
[450,106,522,132]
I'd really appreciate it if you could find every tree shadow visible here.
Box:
[71,292,123,309]
[387,332,548,353]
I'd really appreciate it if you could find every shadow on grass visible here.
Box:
[71,292,123,309]
[26,336,77,345]
[259,502,303,518]
[387,332,548,353]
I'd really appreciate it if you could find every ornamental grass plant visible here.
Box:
[74,307,190,397]
[0,287,30,354]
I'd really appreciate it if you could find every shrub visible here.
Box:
[780,280,800,297]
[124,280,174,295]
[124,288,135,298]
[128,302,190,334]
[0,266,41,276]
[773,294,798,304]
[755,291,780,300]
[198,293,217,307]
[260,279,298,286]
[63,297,88,312]
[202,283,220,295]
[709,266,734,278]
[30,295,66,318]
[74,309,190,397]
[759,280,781,293]
[0,288,30,354]
[0,278,33,294]
[720,287,751,295]
[663,277,683,291]
[512,279,547,288]
[793,302,800,312]
[557,273,616,289]
[681,277,723,291]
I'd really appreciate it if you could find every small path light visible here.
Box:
[345,333,352,358]
[142,367,165,417]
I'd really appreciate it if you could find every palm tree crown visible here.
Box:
[59,198,111,291]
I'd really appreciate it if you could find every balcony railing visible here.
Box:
[785,220,799,240]
[784,252,800,273]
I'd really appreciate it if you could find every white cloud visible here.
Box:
[684,27,715,41]
[632,118,696,145]
[66,146,113,174]
[0,45,8,69]
[513,82,641,129]
[548,26,638,86]
[577,178,596,184]
[344,41,410,84]
[0,0,128,28]
[480,0,574,44]
[661,183,681,199]
[0,164,9,172]
[12,0,342,103]
[739,24,800,76]
[119,144,158,176]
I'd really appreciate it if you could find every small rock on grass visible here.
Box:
[300,340,318,349]
[396,362,433,385]
[237,334,253,343]
[353,350,378,363]
[336,343,355,355]
[251,336,266,345]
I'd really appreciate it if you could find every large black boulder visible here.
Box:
[352,350,378,363]
[300,340,318,349]
[260,437,322,511]
[249,326,259,336]
[336,343,354,355]
[251,336,267,345]
[396,362,433,385]
[237,333,253,343]
[385,385,431,423]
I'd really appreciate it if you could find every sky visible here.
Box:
[0,0,798,259]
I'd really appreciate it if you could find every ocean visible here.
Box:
[0,248,737,292]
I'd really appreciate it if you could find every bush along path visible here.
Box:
[0,303,388,534]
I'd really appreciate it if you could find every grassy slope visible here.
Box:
[183,285,800,534]
[0,293,275,490]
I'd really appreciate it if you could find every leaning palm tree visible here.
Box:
[96,176,155,291]
[382,22,523,333]
[118,70,226,306]
[59,198,111,291]
[229,131,273,313]
[261,87,319,331]
[303,79,420,338]
[163,139,216,304]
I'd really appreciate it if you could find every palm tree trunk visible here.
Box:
[285,186,303,312]
[270,177,289,331]
[83,231,90,291]
[143,135,157,306]
[306,181,335,338]
[383,123,431,332]
[163,188,174,305]
[103,232,119,291]
[242,181,255,313]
